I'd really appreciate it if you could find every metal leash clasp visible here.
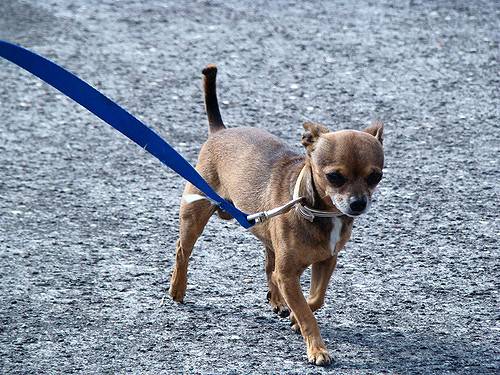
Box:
[247,197,304,224]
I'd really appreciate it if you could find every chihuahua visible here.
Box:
[169,65,384,366]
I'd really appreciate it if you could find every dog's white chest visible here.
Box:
[329,217,343,256]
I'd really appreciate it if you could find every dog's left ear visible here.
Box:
[302,121,330,153]
[363,120,384,145]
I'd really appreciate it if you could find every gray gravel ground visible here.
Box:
[1,1,499,374]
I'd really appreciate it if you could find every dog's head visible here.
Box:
[301,121,384,217]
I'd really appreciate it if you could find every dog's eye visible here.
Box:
[326,172,346,187]
[367,171,383,186]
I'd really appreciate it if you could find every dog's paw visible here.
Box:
[273,304,290,318]
[168,278,185,301]
[169,288,184,303]
[267,291,290,317]
[169,267,188,303]
[307,347,332,366]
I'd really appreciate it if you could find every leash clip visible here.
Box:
[247,197,304,224]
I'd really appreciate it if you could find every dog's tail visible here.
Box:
[202,64,226,134]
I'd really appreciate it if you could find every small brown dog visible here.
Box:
[169,65,384,365]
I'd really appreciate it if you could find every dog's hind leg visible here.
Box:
[265,246,289,317]
[169,183,216,303]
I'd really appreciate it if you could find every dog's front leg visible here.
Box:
[308,256,337,311]
[289,256,337,332]
[275,270,331,366]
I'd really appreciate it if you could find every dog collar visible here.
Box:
[292,165,344,222]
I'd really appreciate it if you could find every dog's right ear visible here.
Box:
[301,121,329,154]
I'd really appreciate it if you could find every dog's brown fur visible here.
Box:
[169,65,384,366]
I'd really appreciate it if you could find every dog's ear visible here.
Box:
[302,121,329,153]
[363,120,384,145]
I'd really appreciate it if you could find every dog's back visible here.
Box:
[198,127,300,214]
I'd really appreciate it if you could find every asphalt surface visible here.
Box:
[0,1,499,374]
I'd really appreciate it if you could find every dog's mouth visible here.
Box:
[331,195,371,218]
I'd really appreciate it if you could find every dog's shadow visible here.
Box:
[321,324,495,373]
[165,296,496,372]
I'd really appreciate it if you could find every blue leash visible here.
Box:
[0,40,254,229]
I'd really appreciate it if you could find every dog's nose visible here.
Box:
[349,196,367,213]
